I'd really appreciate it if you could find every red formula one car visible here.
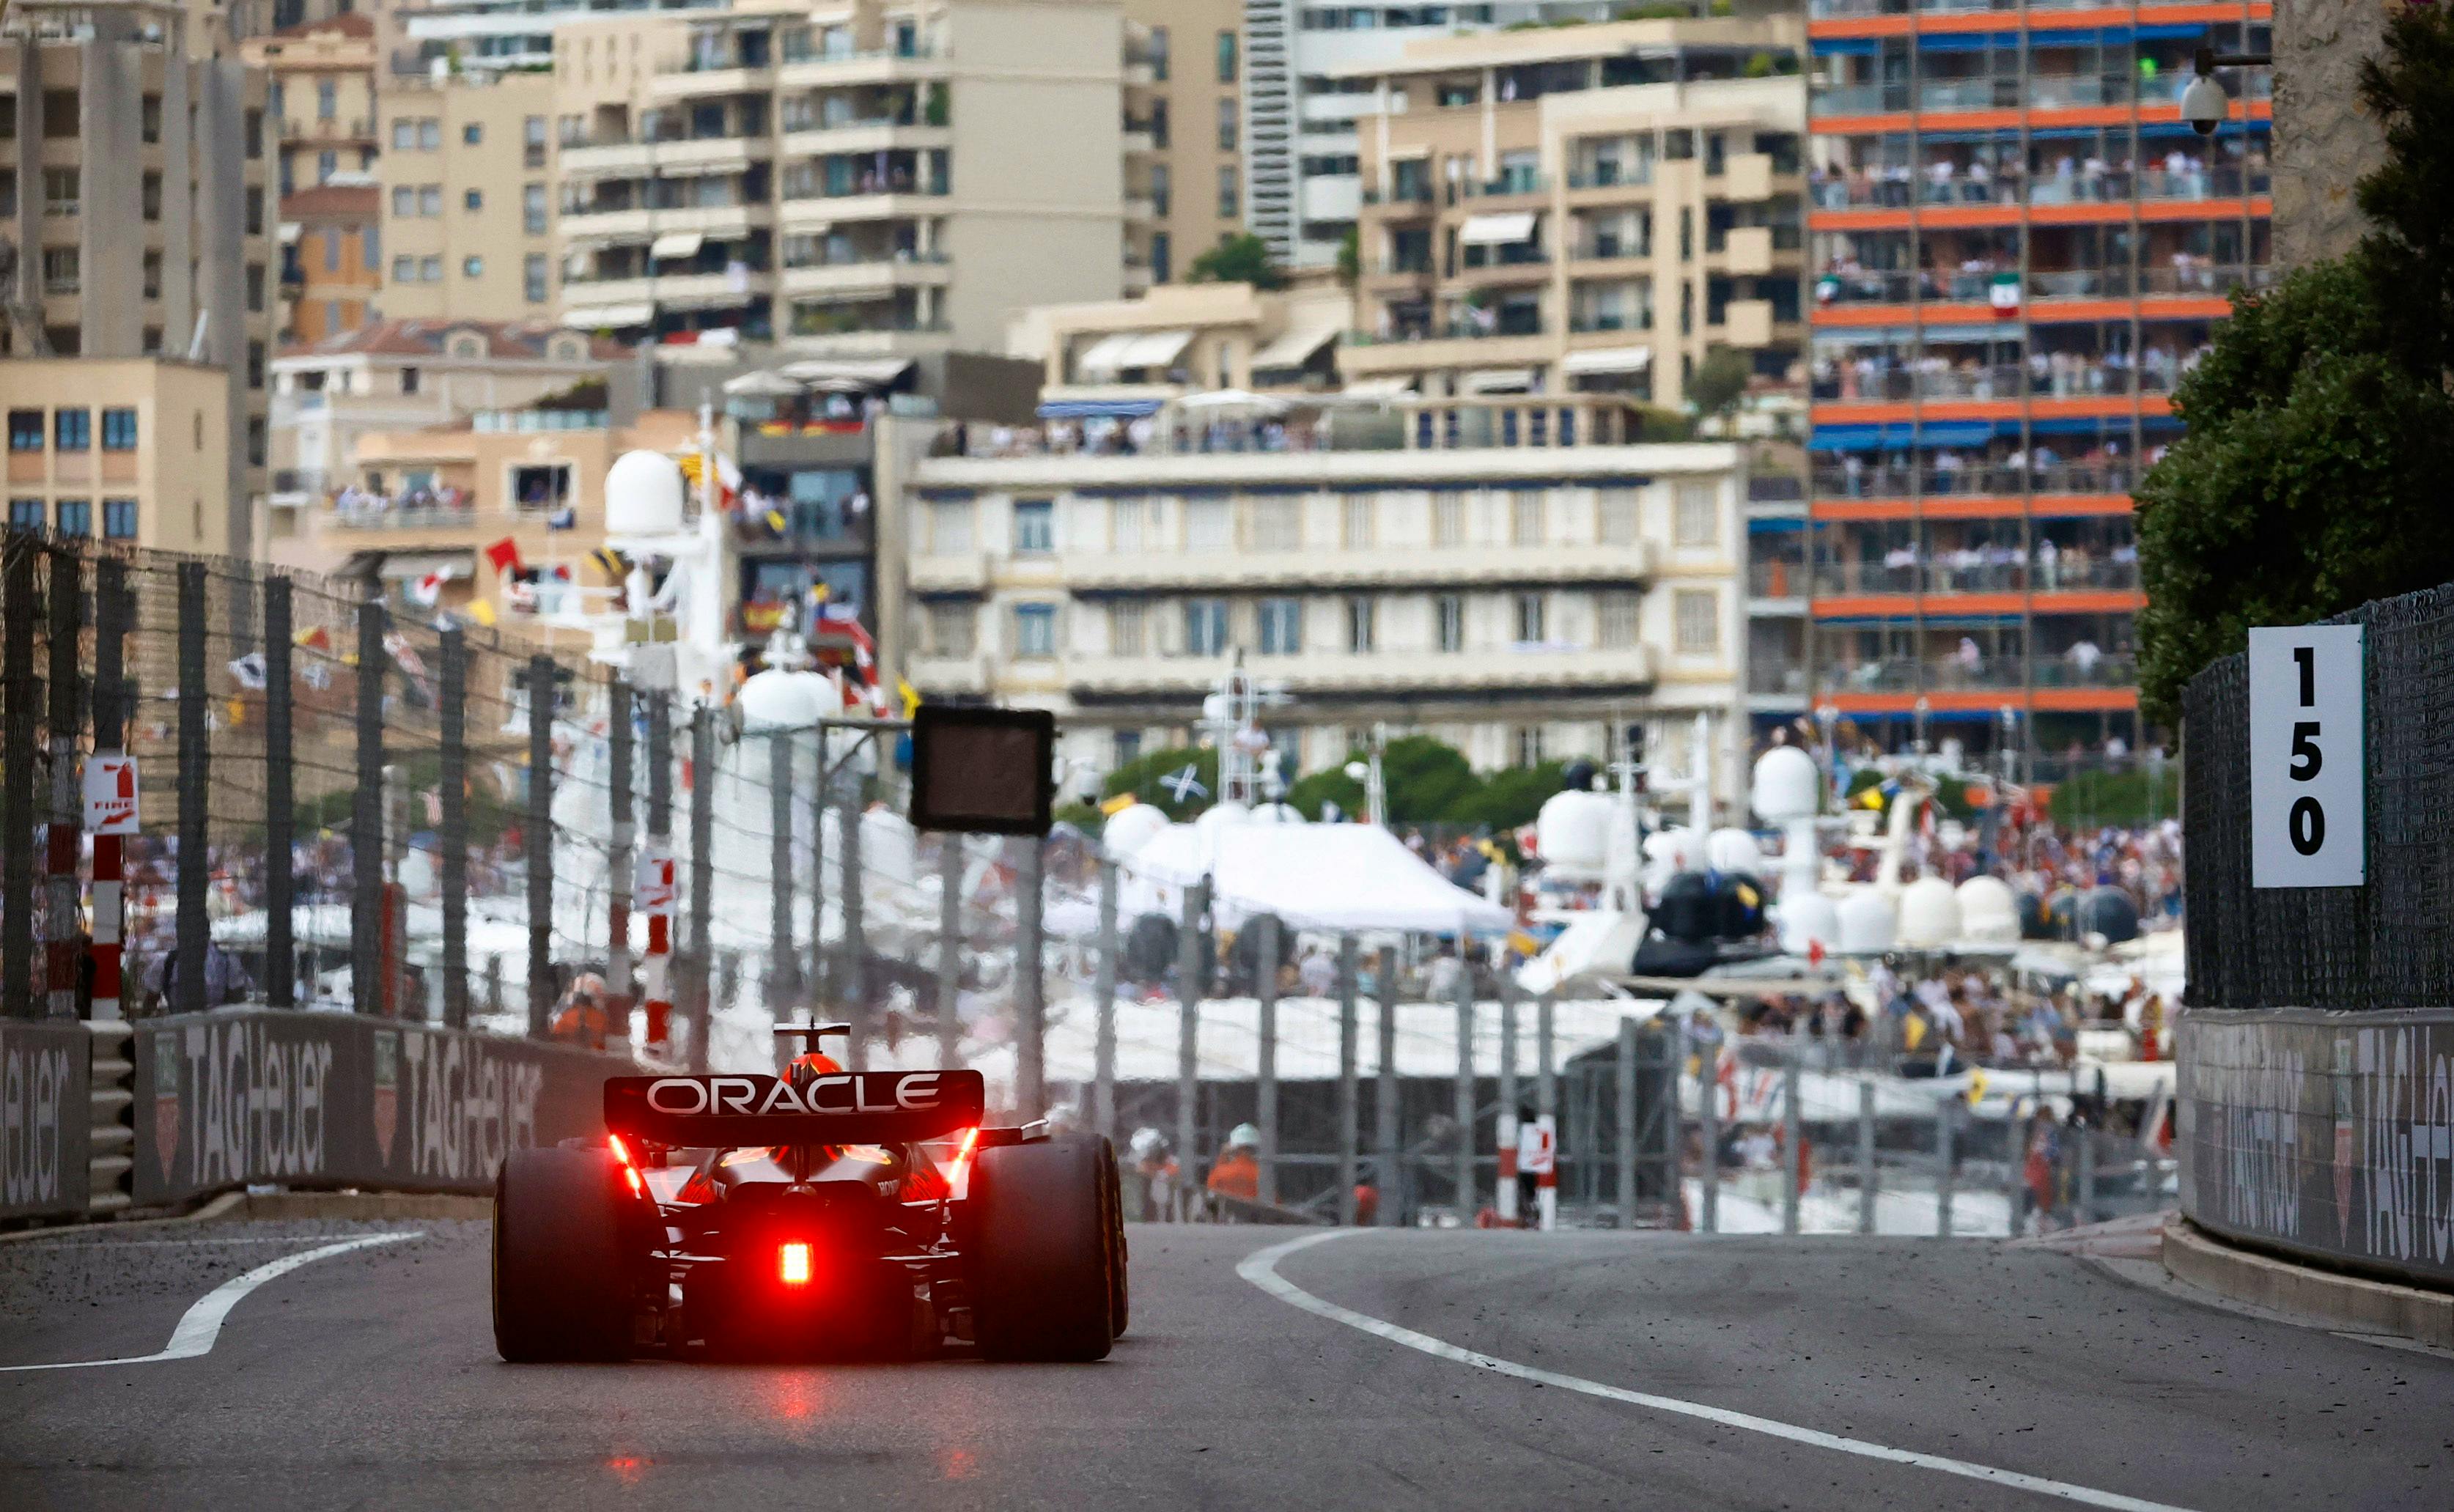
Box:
[491,1032,1126,1364]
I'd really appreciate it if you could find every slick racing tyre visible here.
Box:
[493,1146,633,1362]
[1097,1135,1130,1339]
[968,1136,1116,1362]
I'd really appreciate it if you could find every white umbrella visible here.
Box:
[1173,388,1289,415]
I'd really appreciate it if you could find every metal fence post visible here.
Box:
[1175,878,1206,1195]
[170,561,205,1017]
[1256,912,1281,1206]
[523,652,553,1038]
[1858,1079,1879,1236]
[935,833,960,1069]
[87,558,128,1022]
[808,744,828,1017]
[688,703,715,1072]
[1374,945,1399,1227]
[43,547,79,1019]
[767,731,793,1008]
[438,624,468,1030]
[1497,976,1519,1132]
[1014,833,1044,1121]
[1937,1095,1957,1239]
[1615,1016,1638,1226]
[1537,990,1556,1118]
[1335,933,1359,1225]
[839,759,866,1069]
[644,690,674,1050]
[262,575,292,1009]
[1092,855,1118,1139]
[606,681,633,1020]
[0,546,34,1019]
[1698,1038,1720,1233]
[1452,969,1475,1218]
[353,599,388,1018]
[2077,1120,2096,1226]
[1781,1051,1802,1236]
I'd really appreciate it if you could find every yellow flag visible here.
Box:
[466,599,498,628]
[1507,929,1542,958]
[1903,1013,1928,1052]
[764,509,788,534]
[896,676,921,719]
[1099,792,1139,817]
[1967,1068,1990,1107]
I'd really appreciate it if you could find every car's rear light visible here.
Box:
[778,1242,813,1286]
[607,1134,646,1197]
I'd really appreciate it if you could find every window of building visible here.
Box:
[419,255,441,281]
[55,498,89,538]
[1674,480,1718,547]
[43,167,77,217]
[523,182,548,235]
[1597,590,1639,649]
[323,229,340,273]
[6,411,39,452]
[100,408,136,451]
[1514,726,1545,767]
[325,299,343,331]
[40,248,78,295]
[1149,163,1171,218]
[103,498,136,539]
[248,417,267,466]
[364,224,380,270]
[0,172,13,218]
[1012,497,1053,553]
[142,94,161,144]
[1510,490,1546,546]
[1217,166,1238,218]
[1217,97,1237,151]
[463,121,484,146]
[1216,29,1237,81]
[1514,592,1547,644]
[244,107,264,159]
[392,118,416,150]
[246,341,265,390]
[1258,597,1302,655]
[524,254,548,303]
[463,255,484,279]
[1598,487,1639,545]
[141,252,161,300]
[523,116,548,170]
[1013,602,1058,659]
[401,366,421,394]
[43,90,76,138]
[1151,99,1170,150]
[1436,594,1465,652]
[142,172,161,222]
[392,254,416,282]
[1114,730,1142,768]
[419,118,441,150]
[1341,494,1374,548]
[317,79,337,120]
[1346,594,1375,652]
[1183,597,1228,656]
[1150,26,1170,79]
[1109,601,1146,657]
[929,498,973,553]
[1185,497,1231,550]
[1432,491,1466,547]
[1152,231,1171,284]
[8,498,43,533]
[246,187,263,235]
[391,185,414,218]
[54,408,89,451]
[419,185,441,216]
[1674,589,1718,653]
[1249,495,1300,551]
[464,188,483,212]
[926,601,976,657]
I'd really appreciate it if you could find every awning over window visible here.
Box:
[1038,397,1167,420]
[1560,345,1653,375]
[1248,314,1344,371]
[1340,377,1418,399]
[649,232,705,260]
[1076,328,1195,377]
[1459,211,1538,246]
[775,357,915,388]
[1462,367,1537,394]
[561,303,655,328]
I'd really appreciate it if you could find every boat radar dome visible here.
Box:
[1896,874,1962,949]
[1836,888,1897,954]
[1751,745,1821,825]
[1102,803,1171,858]
[605,449,688,536]
[1955,875,2020,944]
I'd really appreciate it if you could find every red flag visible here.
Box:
[483,536,523,575]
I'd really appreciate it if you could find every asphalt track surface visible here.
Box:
[1,1219,2447,1511]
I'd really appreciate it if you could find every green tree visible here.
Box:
[1100,747,1223,820]
[1186,233,1286,292]
[2134,6,2454,721]
[1686,344,1753,424]
[1336,226,1360,287]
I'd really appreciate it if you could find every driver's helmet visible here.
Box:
[1226,1122,1261,1151]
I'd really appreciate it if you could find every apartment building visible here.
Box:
[0,357,231,552]
[1120,0,1239,285]
[1,0,279,558]
[388,0,728,77]
[552,0,1130,362]
[376,70,563,324]
[243,12,379,344]
[1799,1,2270,761]
[265,317,617,562]
[900,432,1750,795]
[1337,21,1807,422]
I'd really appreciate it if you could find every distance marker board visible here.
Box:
[2248,623,2365,888]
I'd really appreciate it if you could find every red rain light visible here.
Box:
[778,1242,813,1286]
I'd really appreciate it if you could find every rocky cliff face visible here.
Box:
[2273,0,2392,266]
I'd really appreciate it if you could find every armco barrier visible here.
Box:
[131,1008,638,1208]
[2177,1007,2454,1289]
[0,1020,89,1222]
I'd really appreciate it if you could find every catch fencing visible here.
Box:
[2179,583,2454,1288]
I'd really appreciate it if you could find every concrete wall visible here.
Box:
[2273,0,2389,268]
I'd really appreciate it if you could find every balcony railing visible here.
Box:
[1748,561,1808,598]
[1567,164,1653,190]
[1749,660,1809,695]
[1810,462,2142,498]
[1568,311,1653,333]
[1348,319,1547,344]
[326,495,479,531]
[1819,657,2137,696]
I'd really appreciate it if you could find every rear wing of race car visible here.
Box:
[604,1069,987,1148]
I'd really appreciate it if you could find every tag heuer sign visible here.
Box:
[84,756,140,835]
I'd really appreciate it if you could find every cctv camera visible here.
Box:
[2179,74,2228,136]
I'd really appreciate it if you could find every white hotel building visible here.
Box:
[899,419,1753,802]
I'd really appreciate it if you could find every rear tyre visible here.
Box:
[968,1137,1115,1362]
[493,1147,633,1362]
[1098,1137,1130,1339]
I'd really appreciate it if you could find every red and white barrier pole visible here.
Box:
[84,754,138,1021]
[640,846,674,1051]
[1495,1110,1520,1225]
[1531,1113,1558,1231]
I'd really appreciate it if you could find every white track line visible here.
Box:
[1239,1230,2197,1512]
[0,1231,422,1373]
